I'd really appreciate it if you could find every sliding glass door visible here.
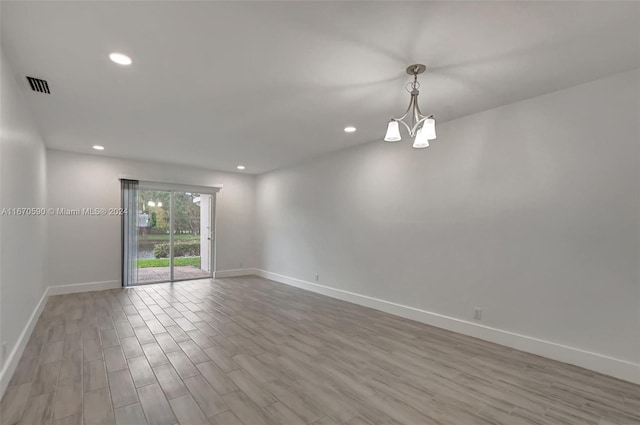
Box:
[136,189,172,284]
[125,185,215,285]
[171,192,212,281]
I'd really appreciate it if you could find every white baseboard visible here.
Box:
[254,269,640,385]
[214,268,257,278]
[48,280,121,295]
[1,279,122,398]
[0,288,49,398]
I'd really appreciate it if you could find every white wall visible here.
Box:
[0,49,48,386]
[256,70,640,380]
[46,150,256,287]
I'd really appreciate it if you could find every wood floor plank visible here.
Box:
[22,337,44,360]
[226,369,276,408]
[114,403,148,425]
[203,346,240,373]
[166,351,199,379]
[1,277,638,425]
[154,333,180,354]
[209,411,244,425]
[84,359,108,392]
[7,356,38,389]
[145,319,166,335]
[232,354,274,384]
[166,325,191,343]
[168,394,209,425]
[120,336,144,359]
[265,379,322,424]
[115,321,136,339]
[310,417,341,425]
[173,318,197,333]
[127,356,156,388]
[196,361,238,395]
[141,342,169,367]
[108,369,138,408]
[84,387,115,425]
[133,326,156,345]
[52,379,82,421]
[84,338,103,362]
[40,341,65,364]
[222,390,269,425]
[137,383,176,425]
[183,375,229,418]
[58,350,82,388]
[8,356,38,388]
[154,313,176,328]
[178,340,209,364]
[153,363,189,400]
[29,360,61,397]
[186,329,215,349]
[100,328,120,348]
[18,392,54,425]
[103,347,127,373]
[0,383,31,425]
[53,413,82,425]
[263,401,307,425]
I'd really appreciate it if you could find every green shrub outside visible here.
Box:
[153,241,200,258]
[137,257,201,268]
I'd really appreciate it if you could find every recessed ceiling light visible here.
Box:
[237,165,245,170]
[344,126,356,133]
[109,52,132,65]
[92,145,105,150]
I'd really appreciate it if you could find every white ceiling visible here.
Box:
[2,1,638,174]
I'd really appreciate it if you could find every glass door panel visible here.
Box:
[136,189,172,284]
[171,192,212,281]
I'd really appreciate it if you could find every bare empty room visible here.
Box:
[0,1,639,425]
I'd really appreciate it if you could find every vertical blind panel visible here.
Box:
[121,179,139,287]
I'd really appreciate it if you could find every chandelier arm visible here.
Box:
[414,96,426,119]
[393,97,435,137]
[409,116,431,136]
[395,118,414,136]
[412,94,421,131]
[391,93,416,122]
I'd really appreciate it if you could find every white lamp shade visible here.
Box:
[384,121,401,142]
[412,127,430,148]
[423,117,436,140]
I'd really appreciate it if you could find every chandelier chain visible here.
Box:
[406,74,420,93]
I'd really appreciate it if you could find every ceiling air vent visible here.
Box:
[26,76,50,94]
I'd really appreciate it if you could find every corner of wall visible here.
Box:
[0,46,50,398]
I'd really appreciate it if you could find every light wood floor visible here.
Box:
[1,276,638,425]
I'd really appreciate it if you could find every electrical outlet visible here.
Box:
[239,262,244,268]
[315,274,319,281]
[473,308,482,321]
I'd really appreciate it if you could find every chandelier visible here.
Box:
[384,64,436,148]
